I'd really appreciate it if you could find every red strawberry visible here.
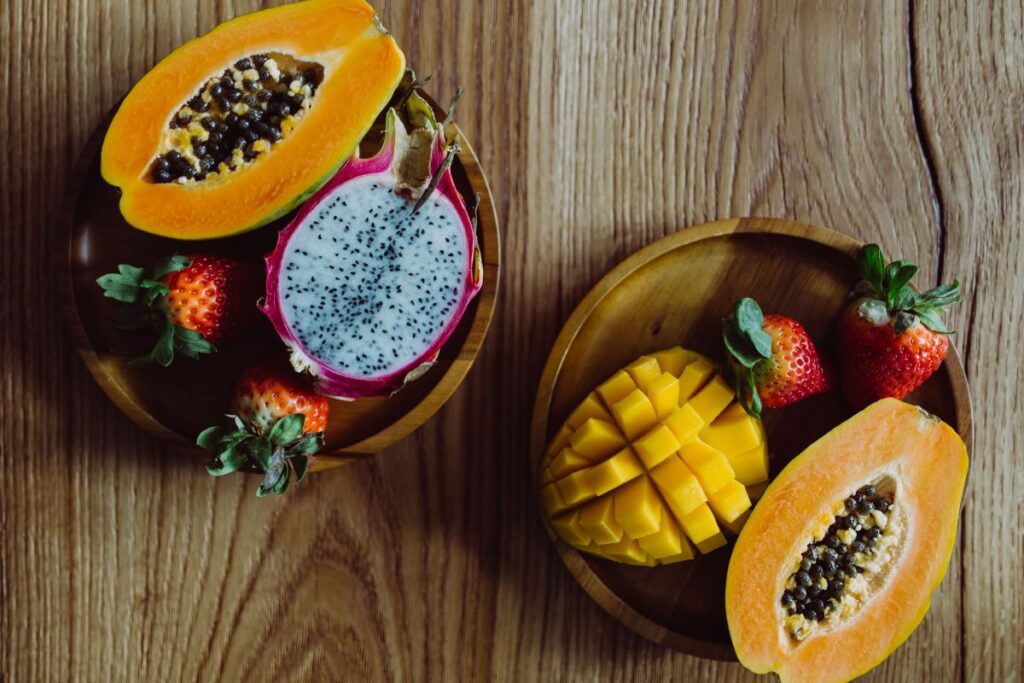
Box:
[97,254,261,366]
[158,255,260,345]
[723,298,832,417]
[837,244,961,408]
[231,363,329,435]
[198,362,329,497]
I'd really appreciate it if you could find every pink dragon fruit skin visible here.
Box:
[261,109,482,400]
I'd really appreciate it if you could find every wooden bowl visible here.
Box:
[60,96,500,471]
[530,217,971,660]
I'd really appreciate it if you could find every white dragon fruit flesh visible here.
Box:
[261,105,482,399]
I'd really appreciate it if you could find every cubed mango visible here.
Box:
[636,513,685,559]
[662,404,704,444]
[723,445,770,486]
[633,424,681,469]
[677,358,715,403]
[597,371,637,408]
[545,425,573,459]
[613,475,663,539]
[678,503,721,545]
[569,418,626,460]
[649,453,707,517]
[645,373,681,419]
[567,392,614,429]
[707,478,752,524]
[586,447,645,495]
[578,495,624,544]
[626,356,662,390]
[652,346,696,377]
[549,510,591,547]
[601,535,648,564]
[549,448,591,478]
[611,389,659,440]
[688,375,735,423]
[696,531,727,554]
[556,469,597,506]
[679,439,735,493]
[700,402,763,454]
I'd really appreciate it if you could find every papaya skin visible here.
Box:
[725,398,968,683]
[101,0,405,239]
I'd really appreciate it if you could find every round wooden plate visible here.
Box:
[530,217,971,660]
[61,96,500,471]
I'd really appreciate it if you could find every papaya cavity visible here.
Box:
[780,476,905,642]
[151,53,325,185]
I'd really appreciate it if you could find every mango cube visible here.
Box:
[586,447,645,495]
[613,475,663,539]
[539,482,569,515]
[626,356,662,390]
[597,371,638,408]
[601,535,648,564]
[659,541,696,564]
[549,448,592,479]
[556,469,597,506]
[677,358,715,403]
[724,445,770,486]
[679,439,735,493]
[649,454,707,517]
[688,375,735,423]
[611,389,659,440]
[539,465,555,485]
[578,495,624,544]
[633,425,681,469]
[721,508,751,536]
[700,402,763,454]
[696,531,727,554]
[662,404,704,444]
[707,479,752,524]
[569,418,626,460]
[645,373,681,419]
[652,346,696,377]
[546,425,573,459]
[636,513,685,559]
[549,510,591,547]
[678,503,721,546]
[567,393,614,429]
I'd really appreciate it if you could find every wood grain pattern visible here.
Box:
[1,1,1017,681]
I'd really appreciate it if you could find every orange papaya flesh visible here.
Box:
[101,0,405,239]
[726,398,968,683]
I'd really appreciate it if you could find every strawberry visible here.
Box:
[96,254,260,366]
[197,362,329,497]
[837,244,961,408]
[723,298,832,417]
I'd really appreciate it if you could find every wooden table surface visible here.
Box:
[2,1,1020,681]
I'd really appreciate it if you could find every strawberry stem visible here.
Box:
[855,244,962,334]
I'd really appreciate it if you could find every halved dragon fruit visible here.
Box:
[261,97,482,399]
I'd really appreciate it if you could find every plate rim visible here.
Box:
[529,216,973,660]
[58,95,501,469]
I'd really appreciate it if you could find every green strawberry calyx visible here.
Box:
[854,244,962,335]
[722,297,775,418]
[95,255,215,366]
[197,413,324,497]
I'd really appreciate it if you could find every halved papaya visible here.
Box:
[726,398,968,683]
[101,0,405,239]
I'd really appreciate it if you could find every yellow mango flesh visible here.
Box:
[538,347,771,565]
